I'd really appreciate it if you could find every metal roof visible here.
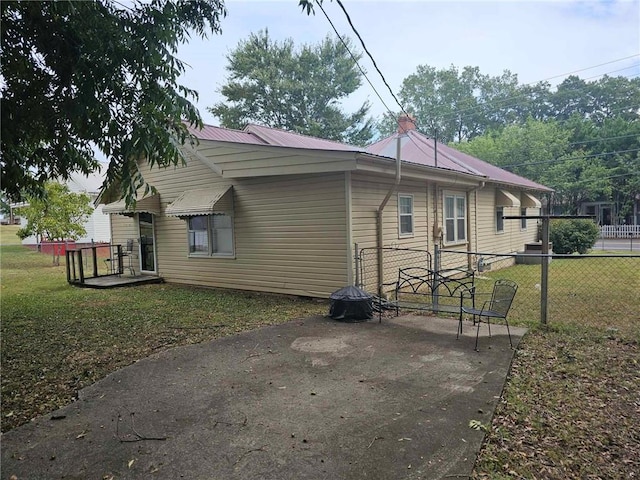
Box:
[186,123,550,191]
[367,131,552,191]
[188,123,362,152]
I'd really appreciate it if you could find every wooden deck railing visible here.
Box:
[66,244,124,285]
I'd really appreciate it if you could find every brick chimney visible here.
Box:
[397,114,417,134]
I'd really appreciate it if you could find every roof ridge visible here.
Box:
[245,123,359,149]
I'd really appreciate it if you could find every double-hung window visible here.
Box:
[520,208,527,230]
[188,213,234,256]
[444,193,466,244]
[496,207,505,233]
[398,194,414,236]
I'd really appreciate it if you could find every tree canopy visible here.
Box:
[17,182,93,264]
[209,30,374,145]
[454,75,640,219]
[1,0,226,204]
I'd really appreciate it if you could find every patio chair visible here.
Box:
[461,279,518,351]
[121,239,136,275]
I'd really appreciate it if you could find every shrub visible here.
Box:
[549,219,600,254]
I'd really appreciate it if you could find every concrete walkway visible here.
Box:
[1,315,526,480]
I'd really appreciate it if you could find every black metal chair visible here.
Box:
[121,239,136,275]
[461,279,518,351]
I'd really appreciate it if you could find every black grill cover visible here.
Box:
[329,286,373,321]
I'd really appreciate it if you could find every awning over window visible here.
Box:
[495,189,521,208]
[521,192,542,208]
[166,186,232,217]
[102,194,161,216]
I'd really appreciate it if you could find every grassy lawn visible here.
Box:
[0,224,21,245]
[472,257,640,479]
[2,234,638,478]
[1,242,326,432]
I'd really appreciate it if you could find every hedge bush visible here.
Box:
[549,219,600,254]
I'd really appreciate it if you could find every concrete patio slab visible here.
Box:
[1,314,526,480]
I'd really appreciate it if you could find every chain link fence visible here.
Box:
[439,249,640,329]
[353,244,638,329]
[355,247,431,296]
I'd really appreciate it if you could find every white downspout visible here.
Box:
[376,134,403,295]
[468,181,486,269]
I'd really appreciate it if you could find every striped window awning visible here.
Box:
[102,195,161,216]
[521,192,542,208]
[495,189,521,208]
[165,186,232,217]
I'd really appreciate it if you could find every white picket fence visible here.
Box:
[599,225,640,238]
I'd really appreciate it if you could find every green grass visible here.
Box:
[472,255,640,479]
[473,257,640,338]
[1,245,326,431]
[0,224,21,245]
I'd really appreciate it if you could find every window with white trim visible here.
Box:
[398,194,414,236]
[444,193,466,244]
[496,206,504,233]
[188,213,234,256]
[520,208,527,230]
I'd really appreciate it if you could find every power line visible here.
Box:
[316,0,640,175]
[567,133,640,147]
[532,54,640,84]
[334,0,410,119]
[502,148,640,169]
[315,1,394,116]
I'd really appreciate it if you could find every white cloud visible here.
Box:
[177,0,640,125]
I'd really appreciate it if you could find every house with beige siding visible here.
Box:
[102,118,551,298]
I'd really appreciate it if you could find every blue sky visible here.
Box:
[176,0,640,126]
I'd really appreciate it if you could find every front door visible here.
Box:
[138,212,156,273]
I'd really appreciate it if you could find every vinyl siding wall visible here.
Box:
[110,157,349,297]
[475,187,541,268]
[350,172,431,290]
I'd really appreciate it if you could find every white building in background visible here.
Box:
[19,167,111,246]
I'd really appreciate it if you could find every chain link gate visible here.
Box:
[354,245,432,297]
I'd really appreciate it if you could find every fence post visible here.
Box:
[540,218,550,325]
[354,243,360,288]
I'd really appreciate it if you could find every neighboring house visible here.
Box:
[102,116,550,298]
[578,197,640,227]
[19,169,111,246]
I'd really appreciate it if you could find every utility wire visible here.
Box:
[317,0,443,166]
[334,0,410,119]
[530,53,640,84]
[318,0,640,176]
[502,148,640,169]
[315,1,394,115]
[566,133,640,147]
